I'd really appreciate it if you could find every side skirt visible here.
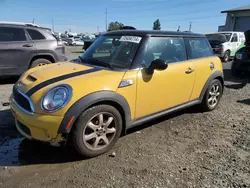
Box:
[127,99,201,130]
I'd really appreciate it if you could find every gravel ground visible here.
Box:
[0,47,250,188]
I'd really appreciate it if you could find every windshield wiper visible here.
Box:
[81,58,114,70]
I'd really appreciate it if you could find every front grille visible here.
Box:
[13,88,32,113]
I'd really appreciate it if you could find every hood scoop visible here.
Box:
[26,75,37,82]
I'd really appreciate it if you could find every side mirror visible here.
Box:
[151,59,168,70]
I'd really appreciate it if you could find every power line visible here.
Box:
[109,0,220,12]
[108,0,222,21]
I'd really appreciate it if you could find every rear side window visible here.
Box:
[231,33,238,42]
[0,27,26,42]
[27,29,46,40]
[185,38,213,59]
[142,37,187,67]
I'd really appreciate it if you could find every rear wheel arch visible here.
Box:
[199,71,224,100]
[58,91,131,135]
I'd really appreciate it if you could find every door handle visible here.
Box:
[23,44,33,47]
[185,68,195,74]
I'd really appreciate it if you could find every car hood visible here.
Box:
[19,62,125,95]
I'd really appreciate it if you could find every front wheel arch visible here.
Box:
[58,91,131,134]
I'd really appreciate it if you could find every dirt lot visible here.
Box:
[0,46,250,188]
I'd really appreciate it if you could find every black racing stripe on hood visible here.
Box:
[26,67,101,97]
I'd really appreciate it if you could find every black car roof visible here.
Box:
[104,30,205,38]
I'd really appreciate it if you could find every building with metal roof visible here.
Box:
[218,5,250,32]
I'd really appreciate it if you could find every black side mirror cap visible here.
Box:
[151,59,168,70]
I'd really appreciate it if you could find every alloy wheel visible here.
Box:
[83,112,117,151]
[37,63,47,66]
[208,84,221,108]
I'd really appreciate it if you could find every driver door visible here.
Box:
[135,37,195,119]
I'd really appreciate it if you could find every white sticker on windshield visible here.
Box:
[120,36,142,43]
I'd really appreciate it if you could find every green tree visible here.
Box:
[153,19,161,30]
[108,21,124,31]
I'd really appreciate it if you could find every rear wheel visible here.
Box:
[200,79,222,111]
[30,58,52,68]
[73,105,122,158]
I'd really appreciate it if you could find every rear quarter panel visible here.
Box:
[190,56,223,100]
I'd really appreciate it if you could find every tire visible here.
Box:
[200,79,223,112]
[73,105,122,158]
[223,50,230,62]
[73,43,76,46]
[30,58,52,68]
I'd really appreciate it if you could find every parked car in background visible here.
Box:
[0,22,67,76]
[10,30,224,158]
[231,30,250,76]
[61,38,68,46]
[68,38,84,46]
[206,32,245,62]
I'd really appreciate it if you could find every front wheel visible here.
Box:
[30,58,52,68]
[73,105,122,158]
[200,79,223,111]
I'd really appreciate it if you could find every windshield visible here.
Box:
[206,33,232,42]
[80,35,142,69]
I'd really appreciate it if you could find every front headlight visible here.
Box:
[41,84,72,112]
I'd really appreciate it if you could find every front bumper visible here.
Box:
[10,95,65,146]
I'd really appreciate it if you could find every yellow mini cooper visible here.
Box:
[10,30,224,157]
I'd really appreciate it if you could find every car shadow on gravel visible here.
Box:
[0,76,19,85]
[223,69,249,89]
[0,107,197,167]
[127,106,197,135]
[237,98,250,105]
[71,51,84,53]
[0,109,84,167]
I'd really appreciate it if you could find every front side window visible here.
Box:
[80,35,142,69]
[142,37,187,67]
[0,27,26,42]
[231,33,238,42]
[27,29,46,40]
[186,38,213,59]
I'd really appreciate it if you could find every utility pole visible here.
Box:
[177,25,180,32]
[105,8,108,31]
[189,22,192,32]
[32,18,35,24]
[52,17,55,33]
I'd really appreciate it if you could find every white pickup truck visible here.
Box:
[206,32,245,62]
